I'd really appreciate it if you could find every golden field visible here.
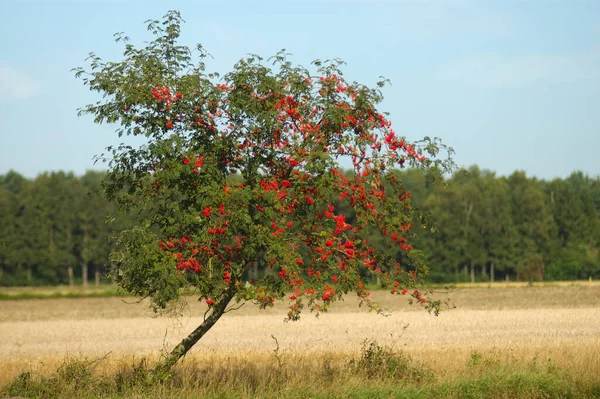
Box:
[0,282,599,390]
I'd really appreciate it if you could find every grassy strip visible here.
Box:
[2,343,598,399]
[1,279,596,300]
[0,289,129,300]
[2,366,596,399]
[425,279,599,289]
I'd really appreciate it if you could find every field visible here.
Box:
[1,282,599,398]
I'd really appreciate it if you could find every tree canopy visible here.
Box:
[72,11,455,373]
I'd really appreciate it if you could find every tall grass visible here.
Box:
[2,344,598,399]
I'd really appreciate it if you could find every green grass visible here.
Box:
[1,279,596,301]
[2,344,598,399]
[2,367,596,399]
[0,289,127,301]
[0,285,132,300]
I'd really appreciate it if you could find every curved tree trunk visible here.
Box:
[153,289,236,376]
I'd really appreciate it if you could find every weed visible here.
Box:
[348,339,433,383]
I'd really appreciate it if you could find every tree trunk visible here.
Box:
[463,201,473,282]
[153,290,235,376]
[470,263,475,283]
[82,263,88,287]
[68,264,74,287]
[490,263,495,283]
[95,266,100,287]
[82,229,89,287]
[66,230,73,286]
[26,265,32,282]
[505,273,510,282]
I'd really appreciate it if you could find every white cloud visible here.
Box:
[0,63,39,101]
[439,51,600,88]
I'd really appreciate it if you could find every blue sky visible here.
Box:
[1,0,598,180]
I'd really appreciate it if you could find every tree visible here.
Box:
[75,11,453,375]
[545,172,600,280]
[420,175,465,282]
[453,166,485,283]
[478,172,518,282]
[78,171,121,286]
[0,185,9,281]
[1,171,36,285]
[506,171,555,281]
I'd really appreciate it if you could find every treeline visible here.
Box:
[407,166,600,282]
[0,170,130,286]
[0,167,599,286]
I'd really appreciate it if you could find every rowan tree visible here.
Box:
[74,11,454,375]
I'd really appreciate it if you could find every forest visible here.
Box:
[0,166,598,286]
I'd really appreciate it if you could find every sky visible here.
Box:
[0,0,599,181]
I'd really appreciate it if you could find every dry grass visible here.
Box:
[448,279,599,289]
[0,284,599,389]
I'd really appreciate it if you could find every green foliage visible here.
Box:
[517,253,545,282]
[1,165,600,286]
[110,226,184,311]
[420,168,600,283]
[0,170,128,287]
[73,10,454,327]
